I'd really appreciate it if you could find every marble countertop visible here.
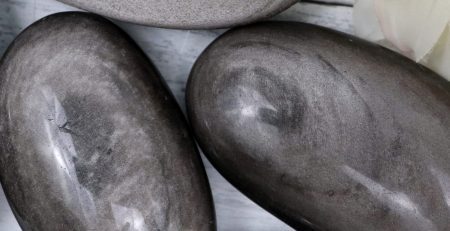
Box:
[0,0,353,230]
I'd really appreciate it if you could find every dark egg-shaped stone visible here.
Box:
[187,22,450,231]
[57,0,296,29]
[0,12,215,231]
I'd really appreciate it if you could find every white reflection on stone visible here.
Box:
[430,167,450,207]
[40,87,97,228]
[342,165,437,231]
[111,203,148,231]
[227,86,277,123]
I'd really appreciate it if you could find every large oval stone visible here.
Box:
[0,12,214,231]
[187,22,450,231]
[57,0,296,29]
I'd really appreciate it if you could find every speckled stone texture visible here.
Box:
[187,22,450,231]
[0,12,215,231]
[57,0,297,29]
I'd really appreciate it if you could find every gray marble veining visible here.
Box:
[0,12,214,231]
[0,184,19,231]
[56,0,297,29]
[187,21,450,231]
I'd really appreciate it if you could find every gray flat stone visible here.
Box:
[57,0,297,29]
[187,22,450,231]
[0,12,215,231]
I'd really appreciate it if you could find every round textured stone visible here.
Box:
[187,22,450,231]
[57,0,297,29]
[0,12,214,231]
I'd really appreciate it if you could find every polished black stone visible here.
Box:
[187,22,450,231]
[0,12,215,231]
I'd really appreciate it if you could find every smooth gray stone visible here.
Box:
[57,0,296,29]
[0,12,215,231]
[187,22,450,231]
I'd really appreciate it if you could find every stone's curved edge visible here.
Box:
[186,21,450,231]
[56,0,297,29]
[185,21,321,231]
[0,11,216,230]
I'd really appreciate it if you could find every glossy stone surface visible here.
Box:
[187,22,450,231]
[0,12,214,231]
[57,0,296,29]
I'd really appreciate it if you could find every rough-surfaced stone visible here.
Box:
[0,12,215,231]
[57,0,297,29]
[187,22,450,231]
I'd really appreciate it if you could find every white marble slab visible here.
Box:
[0,0,353,230]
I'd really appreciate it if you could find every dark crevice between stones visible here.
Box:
[301,0,353,7]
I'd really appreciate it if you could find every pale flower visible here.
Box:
[354,0,450,81]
